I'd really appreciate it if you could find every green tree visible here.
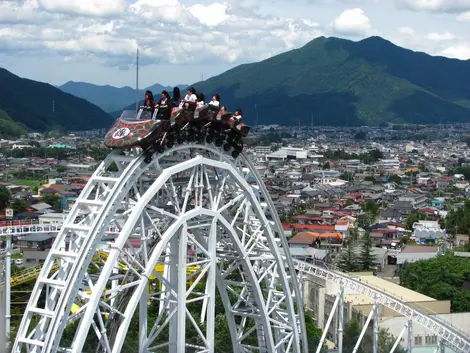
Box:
[343,320,406,353]
[404,211,427,230]
[42,194,62,212]
[399,253,470,312]
[56,165,67,173]
[11,199,28,214]
[359,232,375,271]
[337,239,359,272]
[0,186,10,209]
[304,311,324,352]
[388,174,402,184]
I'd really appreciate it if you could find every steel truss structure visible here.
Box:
[12,145,307,353]
[295,260,470,353]
[8,144,470,353]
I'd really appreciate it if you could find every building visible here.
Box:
[18,233,54,252]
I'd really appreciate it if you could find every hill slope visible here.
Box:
[190,36,470,126]
[0,68,114,132]
[60,82,188,112]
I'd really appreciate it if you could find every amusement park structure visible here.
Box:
[1,143,470,353]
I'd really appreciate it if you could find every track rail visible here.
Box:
[294,259,470,353]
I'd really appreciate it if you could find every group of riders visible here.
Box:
[140,87,243,126]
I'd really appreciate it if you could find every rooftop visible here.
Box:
[346,273,437,304]
[401,245,439,254]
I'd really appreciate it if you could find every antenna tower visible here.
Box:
[135,48,139,111]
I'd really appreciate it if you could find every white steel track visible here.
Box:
[12,144,306,353]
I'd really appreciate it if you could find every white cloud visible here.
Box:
[457,11,470,20]
[330,8,373,36]
[189,3,229,26]
[426,32,457,40]
[398,26,415,36]
[37,0,127,17]
[437,44,470,59]
[0,0,323,68]
[396,0,470,13]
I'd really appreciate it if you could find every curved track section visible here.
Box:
[295,260,470,353]
[12,145,306,353]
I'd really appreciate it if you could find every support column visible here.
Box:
[372,298,379,353]
[5,233,11,348]
[176,227,187,353]
[407,319,412,353]
[439,339,445,353]
[0,259,6,353]
[337,283,344,353]
[168,233,180,352]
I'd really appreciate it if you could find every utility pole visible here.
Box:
[135,48,139,111]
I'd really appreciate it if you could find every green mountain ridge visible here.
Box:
[60,81,189,112]
[0,68,114,132]
[188,36,470,126]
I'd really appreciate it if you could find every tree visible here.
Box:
[11,199,28,214]
[42,194,62,212]
[388,174,402,184]
[343,320,406,353]
[399,253,470,312]
[0,186,10,209]
[359,232,375,271]
[404,211,427,230]
[304,310,324,353]
[56,165,67,173]
[337,239,359,272]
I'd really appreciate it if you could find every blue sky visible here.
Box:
[0,0,469,88]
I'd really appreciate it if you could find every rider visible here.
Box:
[172,87,181,107]
[180,87,197,109]
[230,108,243,127]
[156,90,171,119]
[141,90,156,109]
[209,94,220,108]
[197,93,205,106]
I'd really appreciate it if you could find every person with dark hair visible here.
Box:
[209,93,220,108]
[156,90,171,119]
[180,87,197,109]
[219,105,227,114]
[183,87,197,103]
[197,92,205,106]
[142,90,155,108]
[230,108,243,127]
[172,87,181,106]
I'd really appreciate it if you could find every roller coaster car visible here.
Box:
[104,108,170,149]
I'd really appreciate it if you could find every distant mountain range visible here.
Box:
[2,36,470,134]
[0,68,114,133]
[60,82,188,112]
[189,36,470,126]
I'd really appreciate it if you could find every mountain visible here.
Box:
[60,82,188,112]
[0,68,114,132]
[188,36,470,126]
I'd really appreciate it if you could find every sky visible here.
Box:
[0,0,469,88]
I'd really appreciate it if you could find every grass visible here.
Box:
[12,179,44,189]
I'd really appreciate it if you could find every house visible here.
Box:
[18,233,54,252]
[430,198,445,210]
[379,209,404,223]
[391,201,414,216]
[398,193,427,209]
